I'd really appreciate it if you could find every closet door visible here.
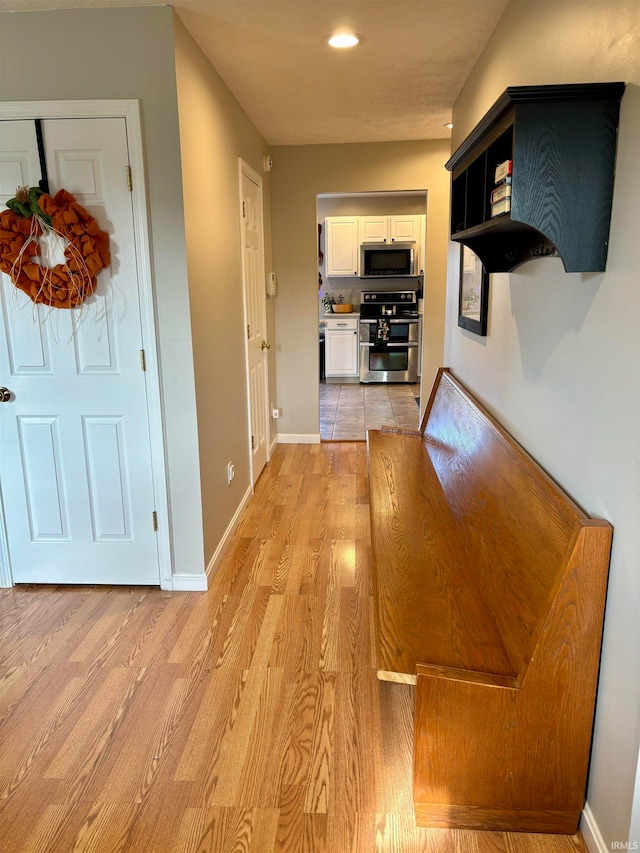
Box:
[0,117,160,585]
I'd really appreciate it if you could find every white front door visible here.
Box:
[0,116,160,585]
[240,162,269,484]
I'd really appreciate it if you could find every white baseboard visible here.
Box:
[269,434,278,455]
[277,433,321,444]
[581,802,607,853]
[205,484,253,580]
[171,572,208,592]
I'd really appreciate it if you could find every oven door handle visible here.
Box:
[359,318,417,324]
[360,342,418,347]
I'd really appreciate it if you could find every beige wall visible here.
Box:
[270,141,450,437]
[174,17,274,561]
[446,1,640,845]
[0,7,205,581]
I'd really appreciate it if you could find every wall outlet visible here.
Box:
[227,462,235,485]
[272,407,280,419]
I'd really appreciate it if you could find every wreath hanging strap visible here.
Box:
[0,186,110,309]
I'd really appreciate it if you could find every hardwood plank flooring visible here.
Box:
[0,443,588,852]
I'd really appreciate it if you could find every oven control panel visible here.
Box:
[360,291,418,319]
[361,291,416,304]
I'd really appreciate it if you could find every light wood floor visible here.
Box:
[0,443,588,852]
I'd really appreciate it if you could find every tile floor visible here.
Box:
[320,381,421,440]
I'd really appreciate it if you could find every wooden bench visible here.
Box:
[366,368,612,834]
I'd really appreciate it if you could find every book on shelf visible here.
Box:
[490,184,512,204]
[491,197,511,218]
[495,159,513,183]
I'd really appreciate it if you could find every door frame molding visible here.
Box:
[238,158,270,488]
[0,100,172,589]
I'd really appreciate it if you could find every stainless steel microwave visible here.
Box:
[360,243,416,278]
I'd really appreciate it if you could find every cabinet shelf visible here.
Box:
[446,83,625,273]
[452,217,558,273]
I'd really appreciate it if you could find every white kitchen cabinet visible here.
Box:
[325,217,359,277]
[325,316,359,377]
[360,217,389,243]
[360,215,424,245]
[390,215,423,244]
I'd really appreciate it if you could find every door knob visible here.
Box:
[0,387,12,402]
[261,340,271,350]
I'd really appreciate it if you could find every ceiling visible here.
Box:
[0,0,511,145]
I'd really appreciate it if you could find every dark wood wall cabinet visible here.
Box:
[445,83,625,273]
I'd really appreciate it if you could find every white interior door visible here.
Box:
[240,162,269,484]
[0,117,160,584]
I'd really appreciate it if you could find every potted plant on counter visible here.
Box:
[321,293,342,313]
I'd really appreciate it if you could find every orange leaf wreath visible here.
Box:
[0,188,110,309]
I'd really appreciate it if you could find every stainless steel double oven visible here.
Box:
[359,291,419,383]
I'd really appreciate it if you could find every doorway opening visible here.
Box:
[317,190,427,441]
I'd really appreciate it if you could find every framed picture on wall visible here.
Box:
[458,245,489,336]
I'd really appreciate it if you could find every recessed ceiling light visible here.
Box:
[444,122,454,129]
[326,33,362,49]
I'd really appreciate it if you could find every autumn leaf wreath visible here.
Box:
[0,186,110,308]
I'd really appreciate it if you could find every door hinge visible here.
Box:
[251,435,255,450]
[247,324,250,339]
[126,165,133,192]
[242,200,246,219]
[140,349,146,371]
[152,511,158,532]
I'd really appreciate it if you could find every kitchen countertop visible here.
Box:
[323,312,360,318]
